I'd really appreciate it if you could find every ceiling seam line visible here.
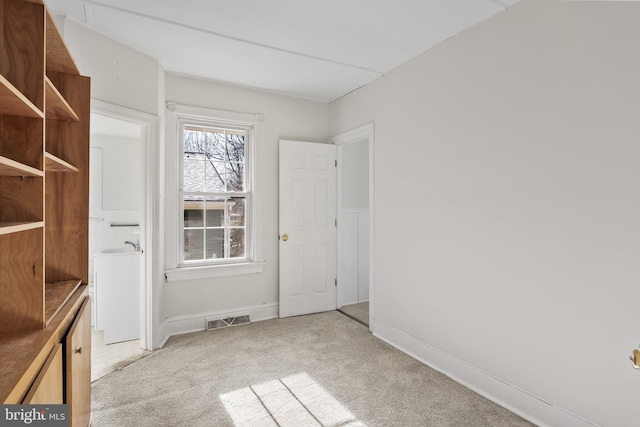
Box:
[482,0,510,9]
[79,0,384,75]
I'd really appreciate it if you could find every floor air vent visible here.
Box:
[207,315,251,331]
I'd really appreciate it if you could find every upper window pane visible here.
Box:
[227,132,245,161]
[183,125,246,193]
[205,161,226,192]
[226,162,244,192]
[184,159,205,192]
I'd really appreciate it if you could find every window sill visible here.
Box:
[165,261,265,282]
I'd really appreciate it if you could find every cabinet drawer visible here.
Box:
[22,343,63,404]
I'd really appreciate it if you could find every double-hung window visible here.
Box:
[181,123,249,263]
[165,103,263,281]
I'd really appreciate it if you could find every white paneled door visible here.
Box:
[279,140,337,317]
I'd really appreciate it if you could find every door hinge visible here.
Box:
[335,218,337,227]
[335,159,337,167]
[335,278,337,286]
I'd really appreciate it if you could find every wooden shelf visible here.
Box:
[45,77,79,122]
[0,74,44,119]
[45,152,78,173]
[0,221,44,236]
[0,155,44,177]
[45,12,80,76]
[45,280,82,326]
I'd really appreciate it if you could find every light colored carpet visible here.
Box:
[339,302,369,326]
[91,329,150,382]
[91,311,536,427]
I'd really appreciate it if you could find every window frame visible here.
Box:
[180,122,250,265]
[165,103,264,281]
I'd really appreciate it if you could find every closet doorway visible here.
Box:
[331,123,374,329]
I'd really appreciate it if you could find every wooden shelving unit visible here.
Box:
[0,74,44,118]
[0,221,44,235]
[0,155,44,177]
[1,1,91,423]
[45,152,79,173]
[45,77,79,122]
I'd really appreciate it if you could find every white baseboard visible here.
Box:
[372,320,599,427]
[158,303,279,347]
[157,319,170,349]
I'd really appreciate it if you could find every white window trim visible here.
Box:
[165,261,266,282]
[165,102,265,281]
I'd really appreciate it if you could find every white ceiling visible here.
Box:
[48,0,521,102]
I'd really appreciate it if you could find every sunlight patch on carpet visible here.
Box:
[220,372,367,427]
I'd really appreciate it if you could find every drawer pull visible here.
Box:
[75,347,82,355]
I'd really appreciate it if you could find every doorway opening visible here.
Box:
[330,123,374,330]
[88,100,157,380]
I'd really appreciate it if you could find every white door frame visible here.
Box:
[90,99,159,351]
[329,122,374,330]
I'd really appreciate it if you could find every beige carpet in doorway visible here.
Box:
[339,301,369,326]
[91,311,536,427]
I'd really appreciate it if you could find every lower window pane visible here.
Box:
[184,229,204,261]
[227,198,245,226]
[206,228,224,259]
[230,228,245,258]
[205,196,225,227]
[184,198,204,227]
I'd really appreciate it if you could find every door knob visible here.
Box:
[631,349,640,369]
[282,234,288,242]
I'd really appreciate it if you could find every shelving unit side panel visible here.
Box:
[0,0,45,111]
[0,175,43,222]
[45,73,89,285]
[0,227,44,334]
[45,11,79,75]
[0,115,44,169]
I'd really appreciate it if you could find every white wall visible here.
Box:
[330,1,640,426]
[163,74,330,331]
[341,139,369,209]
[63,20,162,116]
[62,19,166,348]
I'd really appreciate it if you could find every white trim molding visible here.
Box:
[160,303,279,346]
[373,320,599,427]
[166,102,264,124]
[165,261,265,282]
